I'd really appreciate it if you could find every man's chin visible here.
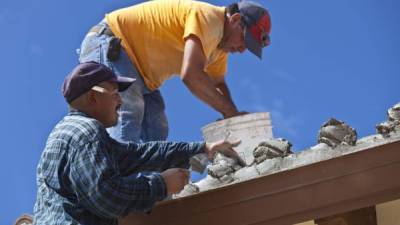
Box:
[105,114,119,128]
[106,120,118,128]
[221,48,236,54]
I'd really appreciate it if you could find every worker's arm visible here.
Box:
[180,35,239,119]
[213,76,236,110]
[70,140,169,217]
[70,139,208,217]
[214,78,249,117]
[115,139,242,172]
[121,141,206,171]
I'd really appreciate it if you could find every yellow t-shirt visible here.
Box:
[106,0,228,90]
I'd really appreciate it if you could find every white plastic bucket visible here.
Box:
[201,112,273,165]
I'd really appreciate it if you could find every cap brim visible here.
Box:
[244,28,263,59]
[111,76,136,92]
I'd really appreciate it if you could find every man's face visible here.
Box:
[219,13,246,54]
[92,81,122,128]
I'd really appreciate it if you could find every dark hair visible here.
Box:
[226,3,240,15]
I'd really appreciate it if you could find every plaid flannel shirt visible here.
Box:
[33,111,204,225]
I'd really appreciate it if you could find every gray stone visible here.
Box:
[173,183,200,198]
[255,157,282,175]
[207,153,242,178]
[310,143,331,151]
[388,102,400,121]
[376,121,399,137]
[318,118,357,147]
[195,175,225,192]
[219,173,235,184]
[233,166,260,182]
[376,102,400,137]
[189,153,209,173]
[253,138,293,164]
[207,163,234,178]
[293,146,342,166]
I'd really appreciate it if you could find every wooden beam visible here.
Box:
[120,140,400,225]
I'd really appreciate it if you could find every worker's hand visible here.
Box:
[223,111,249,119]
[204,140,245,165]
[237,111,249,116]
[161,168,190,195]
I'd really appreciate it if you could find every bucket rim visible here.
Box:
[201,112,271,131]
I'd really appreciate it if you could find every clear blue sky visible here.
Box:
[1,0,399,223]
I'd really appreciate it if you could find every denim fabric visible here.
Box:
[78,21,168,143]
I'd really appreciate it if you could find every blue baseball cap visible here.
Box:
[62,62,135,103]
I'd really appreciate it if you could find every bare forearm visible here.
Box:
[216,82,236,108]
[181,36,238,117]
[183,71,238,117]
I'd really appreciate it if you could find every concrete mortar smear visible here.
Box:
[253,138,292,164]
[318,118,357,147]
[175,103,400,199]
[377,103,400,137]
[388,103,400,121]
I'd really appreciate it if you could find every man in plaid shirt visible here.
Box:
[33,62,240,225]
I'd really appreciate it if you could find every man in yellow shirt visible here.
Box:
[78,0,271,143]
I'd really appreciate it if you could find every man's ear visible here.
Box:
[86,90,98,104]
[229,12,242,26]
